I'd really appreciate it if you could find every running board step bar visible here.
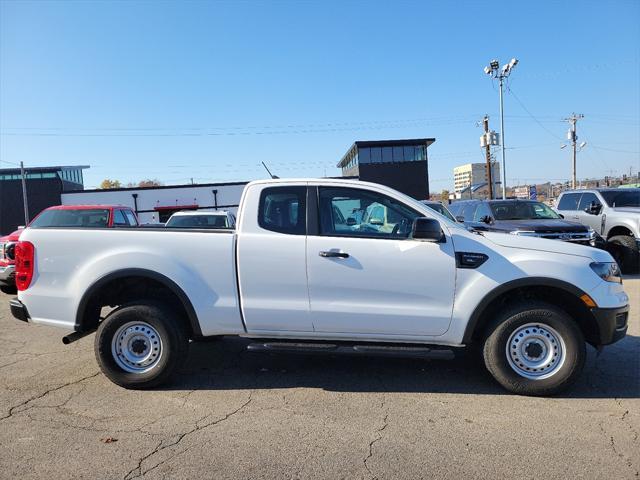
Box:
[246,342,454,360]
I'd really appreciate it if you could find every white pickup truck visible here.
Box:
[10,179,629,395]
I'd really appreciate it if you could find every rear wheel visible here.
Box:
[95,301,189,389]
[483,301,586,396]
[608,235,640,274]
[0,285,17,295]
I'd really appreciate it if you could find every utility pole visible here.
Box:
[564,113,584,189]
[481,115,494,199]
[20,161,29,226]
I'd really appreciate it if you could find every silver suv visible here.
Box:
[556,188,640,273]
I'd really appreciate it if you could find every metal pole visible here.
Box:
[20,161,29,225]
[498,77,507,199]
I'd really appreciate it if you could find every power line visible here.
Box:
[506,86,564,141]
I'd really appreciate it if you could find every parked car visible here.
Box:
[29,205,139,228]
[448,199,603,248]
[11,179,628,396]
[0,229,21,294]
[555,188,640,273]
[165,210,236,229]
[420,200,458,222]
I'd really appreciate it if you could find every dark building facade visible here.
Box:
[337,138,434,199]
[0,165,88,235]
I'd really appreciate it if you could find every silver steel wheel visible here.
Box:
[506,323,566,380]
[111,321,163,374]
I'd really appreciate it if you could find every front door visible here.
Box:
[306,186,456,337]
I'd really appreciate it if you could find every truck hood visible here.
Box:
[485,219,588,233]
[481,231,612,261]
[611,207,640,215]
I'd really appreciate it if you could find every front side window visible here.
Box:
[577,193,601,211]
[258,186,306,235]
[318,187,420,239]
[557,193,581,211]
[473,203,493,222]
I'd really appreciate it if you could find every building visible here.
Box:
[337,138,435,199]
[0,165,89,235]
[62,181,248,224]
[453,162,500,195]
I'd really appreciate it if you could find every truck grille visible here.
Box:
[530,232,592,243]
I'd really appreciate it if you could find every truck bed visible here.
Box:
[17,227,244,335]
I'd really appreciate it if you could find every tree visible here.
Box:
[138,179,163,188]
[440,189,450,202]
[100,179,122,189]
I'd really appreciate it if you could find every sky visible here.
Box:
[1,0,639,191]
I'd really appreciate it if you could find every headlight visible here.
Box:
[590,262,622,283]
[510,231,539,237]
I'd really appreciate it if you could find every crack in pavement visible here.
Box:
[598,420,639,477]
[0,372,101,421]
[123,391,253,480]
[363,399,389,480]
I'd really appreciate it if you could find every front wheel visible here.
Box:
[607,235,640,274]
[95,301,189,389]
[483,301,586,396]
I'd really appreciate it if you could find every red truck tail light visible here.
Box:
[15,241,35,291]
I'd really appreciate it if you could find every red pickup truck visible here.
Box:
[0,205,138,293]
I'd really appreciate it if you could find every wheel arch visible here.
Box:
[607,225,633,240]
[462,277,599,345]
[75,268,202,338]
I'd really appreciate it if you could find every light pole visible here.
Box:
[484,58,518,199]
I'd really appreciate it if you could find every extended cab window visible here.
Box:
[259,186,306,235]
[557,193,581,211]
[318,187,420,239]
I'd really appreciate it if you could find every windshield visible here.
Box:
[599,190,640,208]
[422,202,456,222]
[29,209,110,228]
[166,214,229,228]
[489,201,560,220]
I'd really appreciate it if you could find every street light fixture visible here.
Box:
[484,58,519,199]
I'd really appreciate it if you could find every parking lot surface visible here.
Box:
[0,280,638,480]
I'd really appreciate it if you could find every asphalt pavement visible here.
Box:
[0,279,638,479]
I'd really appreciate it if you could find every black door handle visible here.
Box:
[319,251,349,258]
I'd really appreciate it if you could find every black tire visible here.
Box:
[0,285,17,295]
[607,235,640,274]
[483,301,586,396]
[94,301,189,389]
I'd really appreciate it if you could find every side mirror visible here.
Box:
[585,203,601,215]
[411,217,444,242]
[480,215,494,224]
[346,218,356,226]
[455,216,465,223]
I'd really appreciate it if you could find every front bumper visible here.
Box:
[591,304,629,345]
[0,264,15,285]
[10,298,30,323]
